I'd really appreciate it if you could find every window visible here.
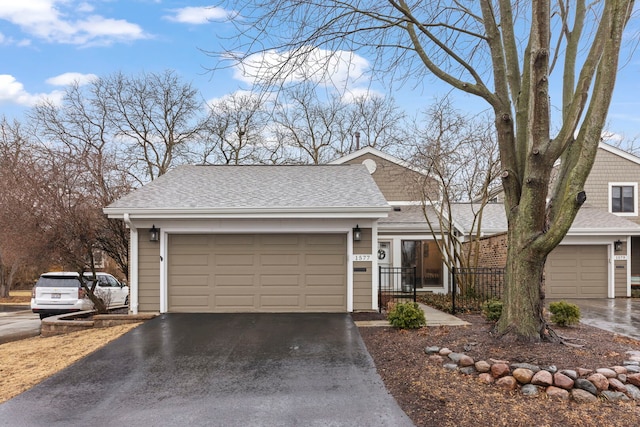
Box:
[401,240,442,287]
[610,183,637,216]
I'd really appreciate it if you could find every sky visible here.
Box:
[1,1,639,143]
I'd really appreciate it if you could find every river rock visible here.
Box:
[531,370,553,387]
[511,363,541,373]
[571,388,598,403]
[475,360,491,373]
[439,347,452,356]
[574,378,598,395]
[459,354,475,367]
[546,386,570,400]
[596,368,617,378]
[491,363,510,378]
[625,384,640,400]
[495,376,517,391]
[443,363,458,372]
[626,365,640,374]
[559,369,577,380]
[611,366,627,375]
[521,384,539,396]
[577,368,593,377]
[627,373,640,387]
[512,368,534,384]
[460,366,476,375]
[587,373,610,391]
[553,372,574,390]
[608,378,627,393]
[542,365,558,374]
[448,352,464,363]
[601,390,630,402]
[425,346,440,355]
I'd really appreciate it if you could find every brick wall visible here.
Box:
[462,233,508,268]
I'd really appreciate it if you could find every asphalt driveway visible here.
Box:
[548,298,640,340]
[0,313,414,427]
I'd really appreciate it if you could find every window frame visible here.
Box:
[609,182,638,216]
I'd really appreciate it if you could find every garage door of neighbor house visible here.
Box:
[167,234,347,312]
[545,245,608,298]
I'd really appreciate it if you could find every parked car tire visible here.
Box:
[124,295,129,306]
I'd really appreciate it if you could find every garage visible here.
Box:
[545,245,608,298]
[167,233,347,312]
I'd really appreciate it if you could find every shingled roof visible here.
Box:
[104,164,390,218]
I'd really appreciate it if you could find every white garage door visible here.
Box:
[545,245,608,298]
[168,234,347,312]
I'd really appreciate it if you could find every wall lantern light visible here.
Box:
[614,240,623,252]
[149,225,160,242]
[353,225,362,242]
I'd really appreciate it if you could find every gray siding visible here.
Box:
[584,149,640,225]
[138,234,160,312]
[353,228,373,311]
[342,153,436,201]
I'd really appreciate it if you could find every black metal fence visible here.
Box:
[451,267,505,314]
[378,266,417,313]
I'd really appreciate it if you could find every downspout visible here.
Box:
[123,214,139,314]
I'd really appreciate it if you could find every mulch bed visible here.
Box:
[355,313,640,426]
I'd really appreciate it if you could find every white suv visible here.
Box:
[31,272,129,319]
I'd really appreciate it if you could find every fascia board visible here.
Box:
[566,228,640,236]
[104,206,391,219]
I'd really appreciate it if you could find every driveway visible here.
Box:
[547,298,640,340]
[0,313,414,427]
[0,309,40,344]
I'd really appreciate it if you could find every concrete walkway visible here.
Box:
[0,309,40,344]
[355,303,470,327]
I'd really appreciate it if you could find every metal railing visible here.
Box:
[378,266,417,313]
[451,267,504,314]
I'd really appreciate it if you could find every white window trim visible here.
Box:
[608,182,638,216]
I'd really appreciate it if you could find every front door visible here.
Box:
[378,241,393,290]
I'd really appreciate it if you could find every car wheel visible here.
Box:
[124,296,129,306]
[39,313,49,320]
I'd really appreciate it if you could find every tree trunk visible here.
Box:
[497,226,549,342]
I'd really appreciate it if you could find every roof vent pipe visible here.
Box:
[355,131,360,150]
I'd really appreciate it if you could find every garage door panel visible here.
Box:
[259,275,300,286]
[214,295,256,308]
[306,254,345,266]
[214,275,255,286]
[260,254,300,266]
[169,233,346,312]
[546,245,607,298]
[217,254,255,266]
[171,254,209,266]
[306,274,344,286]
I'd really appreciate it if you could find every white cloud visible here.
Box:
[341,88,384,104]
[232,47,370,89]
[0,1,148,45]
[0,73,89,107]
[164,6,229,24]
[45,72,98,86]
[0,74,49,106]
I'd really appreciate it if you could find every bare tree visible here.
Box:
[408,99,501,293]
[217,0,635,341]
[202,91,272,164]
[29,83,133,279]
[98,70,207,181]
[0,118,49,297]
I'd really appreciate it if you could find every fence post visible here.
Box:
[413,266,417,303]
[451,267,456,315]
[378,265,382,313]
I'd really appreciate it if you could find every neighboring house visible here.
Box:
[451,142,640,299]
[104,148,450,314]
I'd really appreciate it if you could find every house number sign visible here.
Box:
[614,255,627,261]
[353,254,373,262]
